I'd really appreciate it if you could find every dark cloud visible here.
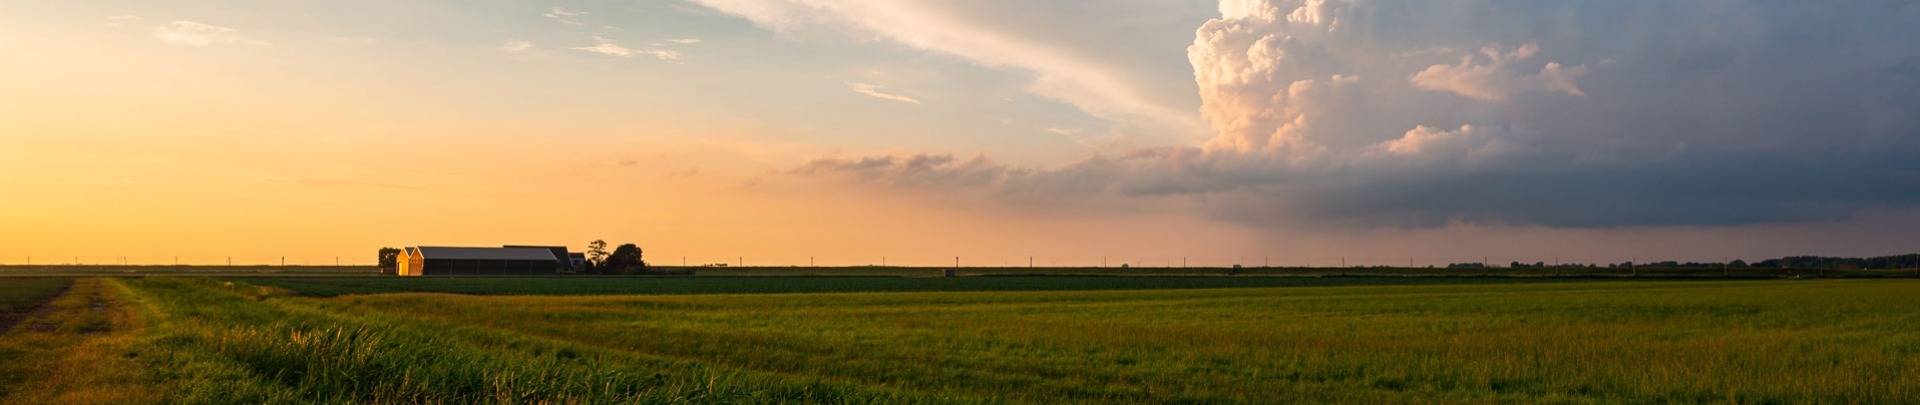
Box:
[794,0,1920,229]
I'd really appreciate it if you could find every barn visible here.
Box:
[396,246,570,276]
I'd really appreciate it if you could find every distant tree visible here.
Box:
[377,247,402,275]
[603,244,648,274]
[1729,259,1748,268]
[586,240,609,272]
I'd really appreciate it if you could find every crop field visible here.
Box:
[241,275,1582,297]
[0,277,1913,403]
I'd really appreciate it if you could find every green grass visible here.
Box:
[240,275,1588,297]
[101,277,1920,403]
[0,279,70,313]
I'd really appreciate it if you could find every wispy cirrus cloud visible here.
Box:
[543,7,588,26]
[571,36,680,60]
[105,15,141,28]
[499,40,534,52]
[846,82,919,104]
[688,0,1204,135]
[151,21,268,46]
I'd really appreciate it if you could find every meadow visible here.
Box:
[241,275,1577,297]
[0,276,1914,403]
[0,278,70,314]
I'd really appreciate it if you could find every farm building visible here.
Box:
[396,246,575,276]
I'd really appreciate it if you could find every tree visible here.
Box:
[603,244,648,274]
[586,240,609,272]
[377,247,402,275]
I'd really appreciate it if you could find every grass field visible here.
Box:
[0,279,70,313]
[241,275,1584,297]
[1,277,1905,403]
[2,277,1916,403]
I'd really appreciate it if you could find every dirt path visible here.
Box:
[0,278,159,404]
[0,281,73,335]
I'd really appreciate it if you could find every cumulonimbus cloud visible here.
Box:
[794,0,1920,229]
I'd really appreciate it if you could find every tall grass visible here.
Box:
[124,277,950,404]
[328,280,1920,403]
[100,278,1920,403]
[0,279,156,404]
[0,278,70,313]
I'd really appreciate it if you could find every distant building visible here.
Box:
[396,245,576,276]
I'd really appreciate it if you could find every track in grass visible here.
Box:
[0,278,72,333]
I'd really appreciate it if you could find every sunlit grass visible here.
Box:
[105,278,1920,403]
[0,279,157,404]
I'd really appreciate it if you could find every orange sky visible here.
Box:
[5,1,1918,267]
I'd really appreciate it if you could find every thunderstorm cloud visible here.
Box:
[789,0,1920,229]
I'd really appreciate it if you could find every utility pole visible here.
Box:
[1182,257,1187,268]
[739,256,743,267]
[1102,256,1106,268]
[955,256,960,268]
[882,256,886,266]
[1631,256,1637,277]
[281,257,285,266]
[1029,256,1033,268]
[810,257,815,267]
[1264,257,1269,268]
[1723,257,1729,277]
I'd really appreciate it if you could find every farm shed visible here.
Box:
[397,246,568,276]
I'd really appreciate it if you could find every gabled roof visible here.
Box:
[504,245,570,263]
[414,247,561,261]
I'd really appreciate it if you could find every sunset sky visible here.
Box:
[4,1,1918,267]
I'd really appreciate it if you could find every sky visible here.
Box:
[3,0,1918,267]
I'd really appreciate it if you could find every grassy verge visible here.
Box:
[0,278,158,404]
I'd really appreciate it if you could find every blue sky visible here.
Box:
[3,1,1919,265]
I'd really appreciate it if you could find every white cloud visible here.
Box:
[151,21,269,46]
[688,0,1205,135]
[544,7,587,26]
[665,38,703,44]
[1046,127,1083,136]
[847,82,920,104]
[571,37,680,60]
[1407,43,1589,101]
[793,0,1920,230]
[499,40,534,52]
[105,15,140,28]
